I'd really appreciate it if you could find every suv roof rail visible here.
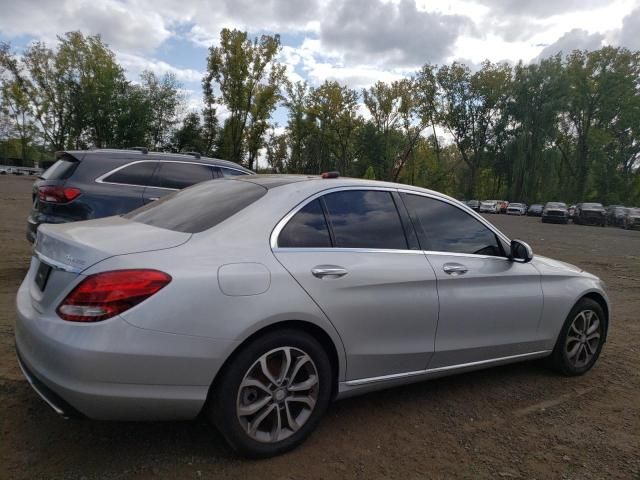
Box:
[183,151,201,159]
[130,147,148,154]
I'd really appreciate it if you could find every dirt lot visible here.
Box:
[1,175,639,479]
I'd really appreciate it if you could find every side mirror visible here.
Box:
[510,239,533,263]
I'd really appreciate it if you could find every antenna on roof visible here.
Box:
[130,147,148,154]
[184,151,201,159]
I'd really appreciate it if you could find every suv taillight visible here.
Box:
[38,185,81,203]
[57,270,172,322]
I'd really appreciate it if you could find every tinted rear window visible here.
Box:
[40,159,77,180]
[104,161,159,186]
[156,162,216,189]
[278,199,331,248]
[322,190,408,249]
[124,179,266,233]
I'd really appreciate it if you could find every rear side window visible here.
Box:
[220,167,248,177]
[40,158,78,180]
[124,180,267,233]
[402,193,503,257]
[322,190,408,249]
[104,161,158,186]
[278,199,331,248]
[156,162,216,189]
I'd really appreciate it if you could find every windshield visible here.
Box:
[509,203,523,207]
[582,203,603,209]
[629,208,640,215]
[125,179,267,233]
[545,202,566,209]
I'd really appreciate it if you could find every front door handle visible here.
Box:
[148,197,160,202]
[443,263,468,276]
[311,265,348,279]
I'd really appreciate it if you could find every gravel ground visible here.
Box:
[1,175,639,479]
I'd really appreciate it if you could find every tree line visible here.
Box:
[2,29,639,204]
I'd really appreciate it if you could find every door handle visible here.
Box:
[443,263,468,276]
[148,197,160,201]
[311,265,348,278]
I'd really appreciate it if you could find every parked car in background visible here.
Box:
[574,203,606,227]
[15,174,610,458]
[606,206,627,227]
[623,207,640,230]
[467,199,480,211]
[507,203,527,215]
[479,200,499,213]
[527,204,544,216]
[26,149,253,243]
[542,202,569,224]
[0,166,14,175]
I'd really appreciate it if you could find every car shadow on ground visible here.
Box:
[9,359,559,465]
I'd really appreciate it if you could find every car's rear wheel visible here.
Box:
[208,329,333,458]
[549,298,606,376]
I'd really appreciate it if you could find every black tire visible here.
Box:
[548,298,606,376]
[208,329,333,458]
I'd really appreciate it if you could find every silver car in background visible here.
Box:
[15,175,609,457]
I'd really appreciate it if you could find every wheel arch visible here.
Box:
[207,320,342,403]
[580,291,610,340]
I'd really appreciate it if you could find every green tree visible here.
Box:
[172,112,205,153]
[203,28,285,168]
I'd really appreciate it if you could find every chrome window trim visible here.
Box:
[272,247,425,255]
[95,159,250,190]
[344,350,551,386]
[269,185,512,257]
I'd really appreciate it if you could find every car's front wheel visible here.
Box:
[208,329,333,458]
[549,298,606,376]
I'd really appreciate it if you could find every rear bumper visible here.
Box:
[15,277,233,421]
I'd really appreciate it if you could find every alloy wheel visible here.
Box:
[565,309,601,368]
[236,347,319,443]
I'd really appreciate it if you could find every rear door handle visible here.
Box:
[443,263,468,276]
[148,197,160,201]
[311,265,348,278]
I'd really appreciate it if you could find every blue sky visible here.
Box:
[2,0,640,129]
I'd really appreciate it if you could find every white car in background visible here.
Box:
[507,203,527,215]
[479,200,498,213]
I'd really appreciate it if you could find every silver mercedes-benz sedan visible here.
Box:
[15,175,609,457]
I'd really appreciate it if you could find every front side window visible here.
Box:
[278,199,331,248]
[156,162,216,189]
[103,161,159,186]
[322,190,408,250]
[402,193,503,257]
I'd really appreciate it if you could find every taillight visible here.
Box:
[38,185,81,203]
[57,270,171,322]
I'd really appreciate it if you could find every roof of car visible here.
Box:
[59,149,253,173]
[230,174,463,204]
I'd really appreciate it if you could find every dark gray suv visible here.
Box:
[27,149,253,242]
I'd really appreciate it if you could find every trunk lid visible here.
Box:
[30,216,191,312]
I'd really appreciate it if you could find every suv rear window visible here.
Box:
[40,158,78,180]
[124,180,267,233]
[103,161,159,186]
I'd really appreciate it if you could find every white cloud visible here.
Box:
[0,0,170,53]
[117,52,203,83]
